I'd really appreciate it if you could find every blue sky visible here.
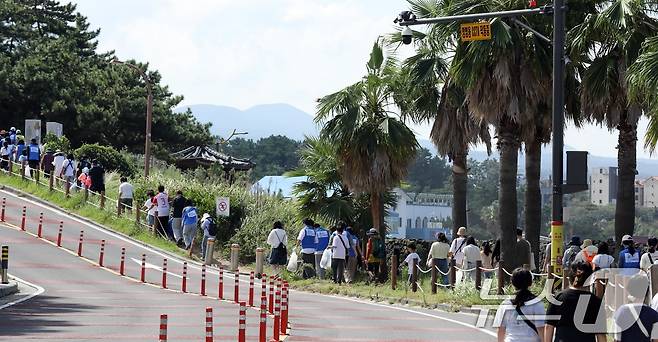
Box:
[71,0,653,159]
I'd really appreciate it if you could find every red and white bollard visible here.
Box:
[269,276,274,314]
[249,271,255,307]
[56,222,63,247]
[20,206,26,231]
[162,259,167,289]
[234,271,240,303]
[182,262,187,293]
[281,284,289,335]
[119,247,126,275]
[37,212,43,238]
[205,307,213,342]
[218,266,224,299]
[159,314,168,342]
[77,230,84,256]
[0,197,5,221]
[261,274,267,307]
[238,301,247,342]
[99,239,105,267]
[140,254,146,282]
[259,296,267,342]
[272,288,281,341]
[201,264,206,296]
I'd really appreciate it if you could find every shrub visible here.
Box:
[74,144,137,177]
[43,132,71,153]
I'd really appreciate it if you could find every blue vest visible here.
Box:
[15,144,24,161]
[316,228,329,251]
[620,249,640,269]
[300,227,316,249]
[346,231,358,257]
[28,143,39,161]
[9,133,16,144]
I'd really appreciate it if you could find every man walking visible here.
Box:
[170,190,187,245]
[40,148,54,178]
[151,185,170,239]
[88,160,105,195]
[118,177,134,214]
[297,218,317,279]
[27,138,40,177]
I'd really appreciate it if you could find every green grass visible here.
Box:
[0,173,194,259]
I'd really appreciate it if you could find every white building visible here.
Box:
[590,167,618,206]
[386,188,452,240]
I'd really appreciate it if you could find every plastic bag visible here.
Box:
[320,248,332,269]
[287,250,298,272]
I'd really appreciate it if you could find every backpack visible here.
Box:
[564,246,579,268]
[206,218,218,236]
[373,238,386,259]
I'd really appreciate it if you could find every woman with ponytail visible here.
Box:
[498,268,545,341]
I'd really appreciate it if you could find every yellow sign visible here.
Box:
[550,222,564,293]
[460,22,492,41]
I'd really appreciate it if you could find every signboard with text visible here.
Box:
[460,22,491,41]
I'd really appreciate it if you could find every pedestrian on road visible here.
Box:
[449,226,468,270]
[640,237,658,272]
[613,274,658,342]
[330,223,349,284]
[592,242,615,270]
[462,237,480,281]
[170,190,186,244]
[403,243,420,286]
[314,223,329,279]
[27,138,40,178]
[59,154,76,191]
[619,235,641,271]
[481,241,494,279]
[365,228,386,282]
[544,262,606,342]
[200,213,216,261]
[297,218,317,279]
[88,160,105,195]
[497,268,545,342]
[428,232,450,285]
[181,200,198,250]
[118,177,134,215]
[344,226,362,283]
[40,148,54,178]
[151,185,170,239]
[267,221,288,274]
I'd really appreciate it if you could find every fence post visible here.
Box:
[159,314,167,342]
[391,254,398,290]
[65,177,70,197]
[256,247,264,277]
[35,168,40,183]
[21,160,26,181]
[449,259,456,289]
[49,173,54,191]
[83,186,88,203]
[430,259,437,294]
[1,246,8,284]
[135,208,141,224]
[230,244,240,272]
[153,211,160,237]
[8,159,13,175]
[204,238,215,265]
[100,192,105,209]
[116,197,121,216]
[475,260,483,290]
[411,258,418,292]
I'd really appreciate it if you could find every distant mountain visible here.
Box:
[177,103,318,141]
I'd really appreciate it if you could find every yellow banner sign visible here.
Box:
[460,22,492,41]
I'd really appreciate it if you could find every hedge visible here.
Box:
[74,144,137,177]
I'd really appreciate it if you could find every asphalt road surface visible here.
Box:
[0,188,496,341]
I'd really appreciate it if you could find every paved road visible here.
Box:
[0,188,496,341]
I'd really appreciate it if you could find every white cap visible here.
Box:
[622,234,633,242]
[201,213,210,221]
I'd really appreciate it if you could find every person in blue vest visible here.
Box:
[313,223,330,279]
[619,235,641,272]
[27,138,40,177]
[8,127,16,145]
[296,218,317,279]
[14,139,25,163]
[344,226,363,283]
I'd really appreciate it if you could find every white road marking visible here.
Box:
[0,274,45,310]
[130,257,183,279]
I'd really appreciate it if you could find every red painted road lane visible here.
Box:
[0,189,496,341]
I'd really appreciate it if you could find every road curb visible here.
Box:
[0,282,18,298]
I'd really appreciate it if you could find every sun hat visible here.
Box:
[457,227,467,236]
[581,239,593,249]
[366,228,378,236]
[622,235,633,242]
[201,213,211,221]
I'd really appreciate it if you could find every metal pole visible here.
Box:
[399,7,545,25]
[145,86,153,178]
[550,0,566,294]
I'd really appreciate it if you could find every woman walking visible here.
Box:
[428,232,450,285]
[481,241,494,279]
[498,268,546,342]
[592,242,614,270]
[267,221,288,274]
[330,223,349,284]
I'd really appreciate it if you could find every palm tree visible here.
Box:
[570,0,658,250]
[316,39,420,234]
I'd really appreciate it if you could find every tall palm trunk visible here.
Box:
[525,138,541,270]
[452,152,468,238]
[371,191,383,233]
[615,117,637,253]
[498,118,521,274]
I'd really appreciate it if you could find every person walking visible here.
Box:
[515,229,532,269]
[640,237,658,272]
[544,262,606,342]
[40,148,54,178]
[200,213,216,261]
[497,268,546,342]
[314,223,329,279]
[462,237,481,281]
[14,139,25,163]
[329,223,349,284]
[170,191,187,245]
[449,226,469,269]
[0,141,10,171]
[267,221,288,274]
[296,218,317,279]
[481,241,494,279]
[52,149,65,181]
[365,228,386,282]
[563,236,582,270]
[619,235,641,271]
[613,274,658,342]
[428,232,450,285]
[344,226,362,283]
[574,239,598,265]
[403,243,421,286]
[142,190,156,228]
[77,167,91,190]
[88,160,105,195]
[151,185,170,239]
[59,154,76,191]
[118,177,134,215]
[592,242,615,270]
[180,200,198,250]
[27,138,40,177]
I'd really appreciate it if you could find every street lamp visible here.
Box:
[111,57,154,178]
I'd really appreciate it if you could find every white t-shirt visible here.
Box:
[267,229,287,248]
[118,182,133,199]
[331,232,349,260]
[404,252,421,269]
[62,159,75,177]
[592,254,615,269]
[640,251,658,271]
[463,244,481,266]
[144,198,156,216]
[449,237,468,265]
[499,300,545,342]
[0,146,7,157]
[154,192,169,216]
